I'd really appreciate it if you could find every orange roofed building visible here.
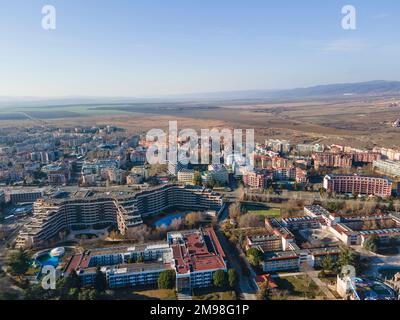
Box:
[168,227,227,292]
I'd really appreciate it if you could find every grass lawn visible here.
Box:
[112,287,177,300]
[248,208,281,217]
[193,287,236,300]
[272,275,323,300]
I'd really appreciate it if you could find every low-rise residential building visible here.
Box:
[304,205,339,226]
[373,147,400,161]
[42,163,70,185]
[126,173,144,185]
[177,169,195,184]
[0,190,5,205]
[130,150,147,164]
[328,214,400,246]
[312,152,380,169]
[295,167,308,183]
[168,227,227,292]
[261,247,340,272]
[304,205,330,217]
[281,216,321,230]
[313,153,353,169]
[64,227,226,292]
[8,189,44,204]
[305,247,340,268]
[243,171,270,189]
[271,166,296,181]
[245,234,282,252]
[203,165,229,185]
[262,251,300,272]
[64,243,173,288]
[373,159,400,177]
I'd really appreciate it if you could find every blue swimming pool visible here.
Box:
[153,213,185,228]
[36,253,60,267]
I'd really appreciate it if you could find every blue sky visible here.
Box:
[1,0,399,97]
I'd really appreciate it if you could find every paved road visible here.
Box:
[352,245,400,278]
[215,228,258,300]
[305,270,336,300]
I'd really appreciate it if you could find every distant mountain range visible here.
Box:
[174,80,400,101]
[1,80,400,107]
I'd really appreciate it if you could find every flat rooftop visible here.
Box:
[170,227,226,274]
[264,251,299,261]
[84,262,172,275]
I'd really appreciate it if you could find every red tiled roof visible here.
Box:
[172,227,226,274]
[64,252,91,274]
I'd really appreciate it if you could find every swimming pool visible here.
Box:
[153,213,185,228]
[36,253,60,268]
[355,278,397,300]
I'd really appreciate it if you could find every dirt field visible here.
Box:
[1,96,400,148]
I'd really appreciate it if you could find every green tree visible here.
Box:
[33,170,47,180]
[158,270,176,289]
[67,287,79,300]
[24,283,53,300]
[363,235,379,253]
[78,288,98,300]
[185,212,203,228]
[57,272,82,298]
[94,265,107,292]
[320,255,334,272]
[227,269,238,288]
[9,249,31,279]
[229,202,242,220]
[193,171,203,186]
[337,248,361,273]
[213,270,228,288]
[257,281,270,300]
[247,248,262,267]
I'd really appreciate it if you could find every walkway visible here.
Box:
[177,289,193,300]
[305,270,336,300]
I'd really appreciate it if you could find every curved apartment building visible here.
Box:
[16,185,223,248]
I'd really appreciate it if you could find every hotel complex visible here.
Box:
[168,228,227,292]
[16,185,223,248]
[64,243,173,288]
[64,227,226,292]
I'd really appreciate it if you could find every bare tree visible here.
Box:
[238,214,263,228]
[229,202,242,220]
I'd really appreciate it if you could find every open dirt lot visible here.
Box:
[1,97,400,148]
